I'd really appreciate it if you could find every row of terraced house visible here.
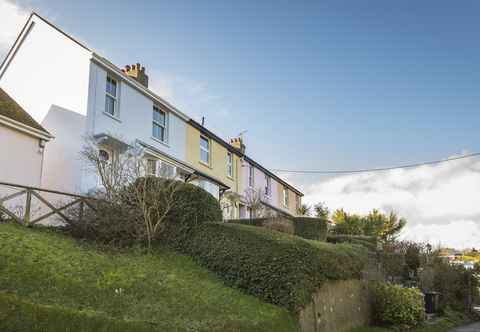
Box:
[0,12,303,220]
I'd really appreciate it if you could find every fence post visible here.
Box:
[24,189,32,225]
[79,200,84,223]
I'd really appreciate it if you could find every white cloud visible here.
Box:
[0,0,29,59]
[303,153,480,249]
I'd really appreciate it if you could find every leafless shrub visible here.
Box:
[73,135,183,249]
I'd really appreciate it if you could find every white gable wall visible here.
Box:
[0,14,92,123]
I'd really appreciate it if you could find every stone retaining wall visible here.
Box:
[299,280,371,332]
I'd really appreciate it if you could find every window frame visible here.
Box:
[152,105,168,143]
[200,135,211,165]
[248,165,254,187]
[265,175,271,196]
[296,195,301,212]
[105,76,118,117]
[226,152,233,178]
[283,187,289,207]
[147,159,157,176]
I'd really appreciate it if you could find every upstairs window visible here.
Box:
[296,195,301,211]
[249,165,254,187]
[105,76,117,116]
[152,106,167,142]
[265,175,271,196]
[227,152,233,177]
[147,159,157,176]
[200,135,210,165]
[283,187,289,207]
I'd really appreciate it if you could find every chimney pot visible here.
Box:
[123,62,149,88]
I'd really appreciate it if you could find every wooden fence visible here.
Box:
[0,181,96,226]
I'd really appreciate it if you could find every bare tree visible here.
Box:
[220,191,242,221]
[244,187,265,219]
[80,135,182,249]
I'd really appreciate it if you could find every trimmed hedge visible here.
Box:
[229,217,328,241]
[327,234,378,251]
[293,217,327,240]
[0,292,157,332]
[371,283,425,327]
[65,178,222,247]
[165,222,368,312]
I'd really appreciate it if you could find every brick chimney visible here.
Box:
[122,63,149,88]
[230,137,245,154]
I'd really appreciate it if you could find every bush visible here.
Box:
[229,217,328,241]
[327,234,378,251]
[431,258,479,313]
[0,292,156,332]
[167,222,368,311]
[64,200,145,247]
[371,282,425,327]
[65,178,222,247]
[263,217,295,234]
[292,217,327,240]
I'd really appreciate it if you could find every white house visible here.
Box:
[0,13,213,195]
[0,87,53,187]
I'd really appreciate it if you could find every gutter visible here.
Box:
[0,114,53,141]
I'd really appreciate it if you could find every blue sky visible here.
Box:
[7,0,480,176]
[2,0,480,247]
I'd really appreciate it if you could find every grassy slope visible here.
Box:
[0,223,297,331]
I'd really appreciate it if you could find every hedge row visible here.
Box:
[229,217,328,241]
[0,292,158,332]
[293,217,327,241]
[327,234,378,251]
[165,222,367,312]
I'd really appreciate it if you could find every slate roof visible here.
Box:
[0,87,50,135]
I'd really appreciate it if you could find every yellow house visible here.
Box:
[186,119,303,219]
[186,120,244,216]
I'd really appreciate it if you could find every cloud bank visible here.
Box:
[303,153,480,249]
[0,0,28,59]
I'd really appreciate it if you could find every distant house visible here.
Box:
[0,88,53,187]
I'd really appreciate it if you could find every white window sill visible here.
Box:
[151,136,170,148]
[199,160,212,169]
[103,111,121,123]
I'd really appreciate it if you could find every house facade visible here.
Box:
[0,88,52,187]
[0,12,302,217]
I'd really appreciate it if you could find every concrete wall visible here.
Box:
[0,124,44,187]
[0,14,91,123]
[87,62,186,162]
[299,280,371,332]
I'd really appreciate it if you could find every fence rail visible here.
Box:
[0,181,96,226]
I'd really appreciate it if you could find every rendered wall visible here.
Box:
[299,280,371,332]
[40,105,86,193]
[0,124,44,187]
[87,62,187,162]
[185,125,239,191]
[0,14,91,123]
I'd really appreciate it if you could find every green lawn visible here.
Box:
[0,223,297,331]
